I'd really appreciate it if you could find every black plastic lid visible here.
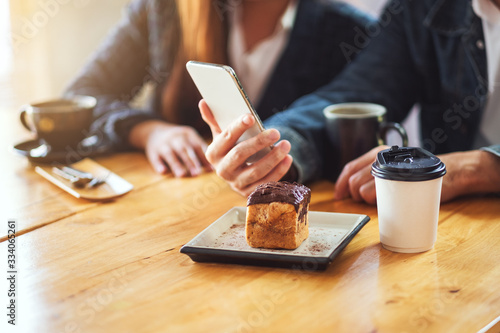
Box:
[371,146,446,181]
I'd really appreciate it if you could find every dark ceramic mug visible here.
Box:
[323,103,408,174]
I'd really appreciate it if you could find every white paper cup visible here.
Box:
[372,146,446,253]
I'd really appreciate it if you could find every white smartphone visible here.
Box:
[186,61,272,163]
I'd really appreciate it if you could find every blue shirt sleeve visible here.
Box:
[481,145,500,158]
[264,0,420,183]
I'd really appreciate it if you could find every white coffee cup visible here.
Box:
[371,146,446,253]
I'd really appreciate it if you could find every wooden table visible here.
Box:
[1,111,500,333]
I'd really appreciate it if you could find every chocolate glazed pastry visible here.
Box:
[246,182,311,250]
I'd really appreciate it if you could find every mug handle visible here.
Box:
[379,122,409,147]
[19,106,34,132]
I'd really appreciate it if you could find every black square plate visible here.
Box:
[180,207,370,271]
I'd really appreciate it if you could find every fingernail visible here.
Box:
[174,168,186,177]
[279,140,291,152]
[266,130,280,141]
[242,114,252,125]
[191,167,202,176]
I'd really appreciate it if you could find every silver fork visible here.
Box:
[52,167,91,188]
[87,172,110,188]
[52,167,109,188]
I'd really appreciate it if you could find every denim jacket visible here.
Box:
[265,0,500,183]
[64,0,371,151]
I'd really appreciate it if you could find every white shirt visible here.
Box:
[473,0,500,145]
[228,1,298,106]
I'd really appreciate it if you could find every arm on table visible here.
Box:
[262,0,421,184]
[64,0,156,148]
[65,1,210,176]
[334,147,500,204]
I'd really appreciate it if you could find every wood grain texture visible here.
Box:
[0,151,165,240]
[1,150,499,332]
[2,111,500,333]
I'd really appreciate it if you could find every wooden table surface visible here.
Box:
[1,110,500,333]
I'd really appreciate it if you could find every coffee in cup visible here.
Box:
[371,145,446,253]
[19,95,96,151]
[323,103,408,175]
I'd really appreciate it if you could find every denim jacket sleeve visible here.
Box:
[481,145,500,158]
[264,0,421,183]
[63,0,166,150]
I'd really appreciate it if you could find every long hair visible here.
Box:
[162,0,228,132]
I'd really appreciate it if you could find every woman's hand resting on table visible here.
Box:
[128,119,212,177]
[199,100,294,196]
[334,146,500,204]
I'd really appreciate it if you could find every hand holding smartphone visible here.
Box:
[186,61,273,163]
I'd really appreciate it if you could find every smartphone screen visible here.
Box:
[186,61,272,163]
